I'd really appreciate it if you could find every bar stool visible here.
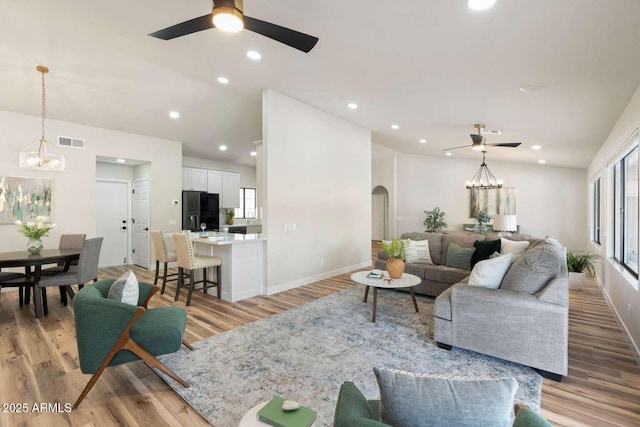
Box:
[150,230,179,295]
[172,233,222,306]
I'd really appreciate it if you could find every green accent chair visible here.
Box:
[333,382,552,427]
[72,279,193,408]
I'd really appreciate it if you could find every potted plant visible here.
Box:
[473,210,491,235]
[380,238,406,278]
[224,209,235,225]
[566,251,600,290]
[423,207,447,232]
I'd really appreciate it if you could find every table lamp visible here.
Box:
[492,214,517,234]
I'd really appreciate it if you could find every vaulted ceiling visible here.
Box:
[2,0,640,168]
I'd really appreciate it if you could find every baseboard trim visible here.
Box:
[267,261,372,295]
[596,277,640,366]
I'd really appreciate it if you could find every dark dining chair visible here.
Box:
[41,234,86,276]
[36,237,103,316]
[0,270,34,307]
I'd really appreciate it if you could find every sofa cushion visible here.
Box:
[500,238,530,257]
[374,368,518,427]
[434,287,453,320]
[402,232,443,264]
[500,242,562,294]
[468,253,513,289]
[404,263,431,279]
[442,233,484,265]
[445,242,476,271]
[423,264,471,284]
[471,238,501,268]
[404,239,433,264]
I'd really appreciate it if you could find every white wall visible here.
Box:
[262,90,372,293]
[96,163,134,181]
[0,110,182,259]
[587,84,640,355]
[372,143,588,251]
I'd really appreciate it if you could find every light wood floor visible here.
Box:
[1,248,639,426]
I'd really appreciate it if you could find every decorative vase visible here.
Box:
[227,217,234,225]
[387,258,405,279]
[568,272,585,291]
[27,238,43,254]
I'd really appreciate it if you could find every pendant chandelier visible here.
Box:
[19,65,65,171]
[465,151,502,189]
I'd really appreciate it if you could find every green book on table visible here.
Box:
[257,396,317,427]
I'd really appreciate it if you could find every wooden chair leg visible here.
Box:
[125,339,189,388]
[174,268,183,302]
[60,286,68,306]
[154,260,160,287]
[203,268,207,293]
[161,262,168,295]
[18,286,24,308]
[217,265,221,299]
[182,339,194,351]
[186,270,195,306]
[65,285,76,301]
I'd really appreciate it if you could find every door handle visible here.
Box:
[144,227,149,231]
[121,226,127,230]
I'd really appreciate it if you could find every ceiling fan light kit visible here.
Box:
[212,0,244,32]
[19,65,66,172]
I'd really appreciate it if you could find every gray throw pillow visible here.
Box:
[445,242,476,270]
[500,242,562,294]
[374,368,518,427]
[107,270,139,305]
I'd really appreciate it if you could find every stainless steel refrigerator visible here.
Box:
[182,191,220,231]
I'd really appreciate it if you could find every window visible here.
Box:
[592,177,601,245]
[613,146,638,277]
[235,188,256,219]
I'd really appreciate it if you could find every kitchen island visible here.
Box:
[190,233,266,302]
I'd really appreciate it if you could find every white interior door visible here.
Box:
[96,180,129,267]
[133,179,150,268]
[372,194,387,241]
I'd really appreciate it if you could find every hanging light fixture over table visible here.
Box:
[19,65,65,171]
[466,151,502,189]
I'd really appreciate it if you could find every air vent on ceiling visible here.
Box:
[58,136,85,149]
[481,129,502,135]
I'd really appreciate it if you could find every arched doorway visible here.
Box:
[372,186,389,241]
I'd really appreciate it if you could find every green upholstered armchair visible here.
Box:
[333,382,551,427]
[73,279,192,408]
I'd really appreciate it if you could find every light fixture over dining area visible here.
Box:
[465,151,502,189]
[212,0,245,32]
[19,65,65,171]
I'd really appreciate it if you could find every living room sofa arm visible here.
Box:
[451,284,562,312]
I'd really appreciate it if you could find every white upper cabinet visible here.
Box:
[222,171,240,208]
[207,170,223,195]
[182,167,208,191]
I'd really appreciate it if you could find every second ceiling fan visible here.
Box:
[148,0,319,53]
[443,124,522,152]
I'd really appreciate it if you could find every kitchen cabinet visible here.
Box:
[207,170,223,194]
[222,171,240,208]
[182,167,207,191]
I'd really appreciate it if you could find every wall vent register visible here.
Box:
[58,136,86,149]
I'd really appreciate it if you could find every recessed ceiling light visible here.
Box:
[446,152,453,156]
[520,85,547,93]
[531,145,542,150]
[247,50,262,60]
[217,76,229,84]
[348,103,358,110]
[468,0,496,11]
[419,139,427,144]
[116,159,126,163]
[219,145,228,151]
[250,151,257,157]
[538,159,547,164]
[391,124,400,130]
[169,111,180,119]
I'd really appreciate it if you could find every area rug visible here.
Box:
[157,286,542,426]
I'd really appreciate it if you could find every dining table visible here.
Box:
[0,248,81,318]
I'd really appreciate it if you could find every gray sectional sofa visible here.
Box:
[375,231,540,297]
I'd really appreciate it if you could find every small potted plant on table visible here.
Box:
[381,238,406,279]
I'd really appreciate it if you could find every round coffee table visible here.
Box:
[350,271,421,322]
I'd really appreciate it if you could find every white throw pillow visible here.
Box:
[500,238,530,256]
[404,239,433,264]
[107,269,139,306]
[468,253,513,289]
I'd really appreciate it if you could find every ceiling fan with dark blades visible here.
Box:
[148,0,319,53]
[443,124,522,152]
